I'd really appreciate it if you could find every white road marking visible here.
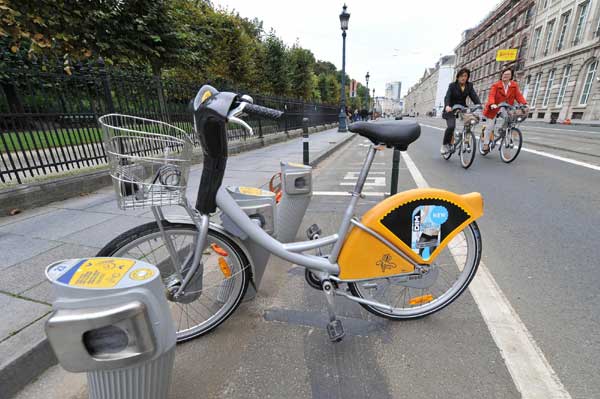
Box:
[313,191,387,196]
[401,150,572,399]
[421,123,599,172]
[521,148,600,171]
[340,181,385,187]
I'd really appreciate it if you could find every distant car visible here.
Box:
[395,115,403,120]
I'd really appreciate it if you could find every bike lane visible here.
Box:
[405,123,600,399]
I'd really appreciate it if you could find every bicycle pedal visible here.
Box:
[306,224,322,240]
[327,319,345,342]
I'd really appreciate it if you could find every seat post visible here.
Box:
[329,144,378,263]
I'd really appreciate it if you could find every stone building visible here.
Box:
[454,0,537,105]
[403,55,456,117]
[521,0,600,121]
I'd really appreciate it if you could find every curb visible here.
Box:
[2,123,352,399]
[0,124,337,216]
[309,132,356,167]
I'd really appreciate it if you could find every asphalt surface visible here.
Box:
[14,119,600,399]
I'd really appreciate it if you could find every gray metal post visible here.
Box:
[338,30,348,132]
[390,148,400,195]
[302,117,309,165]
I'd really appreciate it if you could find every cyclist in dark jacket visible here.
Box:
[441,68,481,154]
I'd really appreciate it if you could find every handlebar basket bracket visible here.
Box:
[99,114,194,209]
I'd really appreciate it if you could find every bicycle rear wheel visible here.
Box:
[97,221,250,342]
[460,130,476,169]
[500,127,523,163]
[348,222,481,320]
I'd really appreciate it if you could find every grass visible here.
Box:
[0,127,104,152]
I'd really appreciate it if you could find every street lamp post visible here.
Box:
[338,4,350,132]
[365,72,370,117]
[372,88,376,120]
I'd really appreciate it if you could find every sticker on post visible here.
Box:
[411,205,448,260]
[58,258,136,288]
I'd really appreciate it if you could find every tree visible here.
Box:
[288,45,316,100]
[263,31,289,96]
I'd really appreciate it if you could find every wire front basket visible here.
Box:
[99,114,194,210]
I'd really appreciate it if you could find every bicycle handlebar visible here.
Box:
[242,103,284,120]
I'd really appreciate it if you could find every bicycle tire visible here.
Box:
[478,128,489,156]
[348,221,482,320]
[460,130,476,169]
[97,221,251,342]
[500,127,523,163]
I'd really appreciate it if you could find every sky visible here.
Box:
[213,0,501,98]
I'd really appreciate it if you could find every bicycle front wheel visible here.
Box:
[460,130,476,169]
[500,127,522,163]
[348,222,481,320]
[97,221,251,342]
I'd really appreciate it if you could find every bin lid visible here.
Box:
[46,258,159,290]
[226,186,275,199]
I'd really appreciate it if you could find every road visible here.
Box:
[15,119,600,399]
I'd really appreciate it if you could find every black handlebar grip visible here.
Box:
[244,103,284,120]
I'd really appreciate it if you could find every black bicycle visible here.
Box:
[479,103,528,164]
[442,104,482,169]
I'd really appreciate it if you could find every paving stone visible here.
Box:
[0,208,117,241]
[0,292,51,341]
[0,243,98,294]
[0,233,62,270]
[60,214,152,249]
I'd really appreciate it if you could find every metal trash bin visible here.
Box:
[276,161,313,243]
[44,257,176,399]
[221,186,277,299]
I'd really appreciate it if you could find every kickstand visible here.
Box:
[322,280,345,342]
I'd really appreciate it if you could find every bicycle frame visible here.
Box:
[158,143,383,297]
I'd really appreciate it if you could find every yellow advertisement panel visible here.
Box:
[496,49,518,62]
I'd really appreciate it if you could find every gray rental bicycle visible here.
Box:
[98,85,484,343]
[442,104,482,169]
[478,103,527,163]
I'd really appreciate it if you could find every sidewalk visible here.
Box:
[0,127,355,399]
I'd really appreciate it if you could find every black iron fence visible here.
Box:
[0,65,338,184]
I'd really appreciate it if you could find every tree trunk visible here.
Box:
[1,83,25,114]
[152,63,169,122]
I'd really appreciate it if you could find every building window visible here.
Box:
[572,111,584,119]
[595,13,600,37]
[542,69,555,107]
[556,11,571,51]
[551,112,560,120]
[579,59,598,105]
[523,75,532,100]
[556,64,572,106]
[525,5,534,25]
[532,27,543,59]
[538,112,546,119]
[573,1,590,45]
[543,0,549,8]
[531,72,543,106]
[543,20,556,56]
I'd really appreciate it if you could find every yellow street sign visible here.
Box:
[496,49,518,62]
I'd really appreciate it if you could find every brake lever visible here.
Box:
[227,102,254,136]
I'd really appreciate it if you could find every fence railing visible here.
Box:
[0,65,338,184]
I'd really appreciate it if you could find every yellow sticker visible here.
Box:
[239,186,272,196]
[68,258,136,288]
[288,162,306,168]
[129,268,155,281]
[201,91,213,103]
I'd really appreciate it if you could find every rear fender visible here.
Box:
[338,188,483,280]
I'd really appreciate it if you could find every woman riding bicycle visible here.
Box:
[441,68,481,155]
[482,68,527,152]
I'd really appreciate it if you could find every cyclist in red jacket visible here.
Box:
[482,68,527,152]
